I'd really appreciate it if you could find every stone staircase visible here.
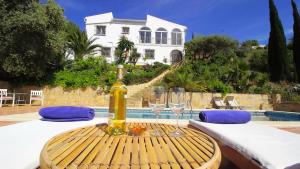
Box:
[126,70,169,107]
[126,62,183,107]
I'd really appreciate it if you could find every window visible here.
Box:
[101,47,111,57]
[95,26,106,35]
[155,28,167,44]
[145,49,155,59]
[171,28,182,45]
[122,27,130,34]
[139,27,151,43]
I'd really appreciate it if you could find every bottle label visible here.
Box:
[117,68,123,80]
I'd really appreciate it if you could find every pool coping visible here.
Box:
[1,112,300,128]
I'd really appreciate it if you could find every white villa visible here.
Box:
[84,12,187,65]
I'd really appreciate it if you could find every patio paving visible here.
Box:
[279,127,300,135]
[0,105,43,115]
[0,105,42,127]
[0,121,18,126]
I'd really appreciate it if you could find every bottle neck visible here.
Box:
[117,68,123,81]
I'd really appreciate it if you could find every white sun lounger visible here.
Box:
[0,118,107,169]
[226,96,241,109]
[212,97,227,109]
[189,119,300,169]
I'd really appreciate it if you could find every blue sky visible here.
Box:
[56,0,299,44]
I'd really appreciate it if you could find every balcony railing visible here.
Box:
[138,37,182,46]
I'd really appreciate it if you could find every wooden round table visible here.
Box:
[40,123,221,169]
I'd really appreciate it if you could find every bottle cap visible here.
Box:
[117,65,123,69]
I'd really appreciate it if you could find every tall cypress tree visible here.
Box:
[292,0,300,81]
[268,0,289,82]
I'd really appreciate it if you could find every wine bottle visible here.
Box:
[107,64,127,135]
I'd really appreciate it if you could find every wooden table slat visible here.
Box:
[162,124,200,168]
[184,135,214,158]
[49,126,97,161]
[162,135,192,169]
[98,136,121,169]
[80,134,109,165]
[182,128,214,150]
[119,137,133,169]
[54,127,99,166]
[48,128,85,150]
[66,131,105,169]
[139,137,150,169]
[131,137,140,169]
[40,123,221,169]
[157,137,181,169]
[48,127,88,156]
[58,132,100,168]
[150,137,170,169]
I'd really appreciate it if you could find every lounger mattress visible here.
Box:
[189,119,300,169]
[0,118,107,169]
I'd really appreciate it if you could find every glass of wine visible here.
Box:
[148,86,166,136]
[169,87,185,137]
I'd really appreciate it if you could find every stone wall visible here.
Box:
[43,86,108,106]
[43,89,274,110]
[0,82,108,106]
[1,81,276,110]
[274,103,300,112]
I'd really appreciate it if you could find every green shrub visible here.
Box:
[249,49,268,72]
[124,70,155,85]
[53,70,99,88]
[248,84,272,94]
[282,92,300,103]
[249,72,269,86]
[123,63,169,85]
[50,56,114,89]
[152,62,170,74]
[50,56,169,88]
[67,56,110,72]
[206,79,234,94]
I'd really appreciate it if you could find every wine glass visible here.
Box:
[148,86,166,136]
[169,87,185,137]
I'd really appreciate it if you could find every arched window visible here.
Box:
[155,28,167,44]
[139,27,151,43]
[171,28,182,45]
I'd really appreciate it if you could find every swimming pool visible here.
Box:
[94,108,300,121]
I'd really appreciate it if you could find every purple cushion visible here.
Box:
[199,110,251,124]
[40,117,93,122]
[39,106,95,122]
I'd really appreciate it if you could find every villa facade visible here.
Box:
[84,12,187,65]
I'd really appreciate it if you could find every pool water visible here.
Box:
[265,111,300,121]
[94,108,300,121]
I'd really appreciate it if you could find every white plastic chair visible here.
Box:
[30,90,44,106]
[0,89,15,107]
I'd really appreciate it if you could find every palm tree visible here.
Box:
[115,36,134,64]
[66,29,101,60]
